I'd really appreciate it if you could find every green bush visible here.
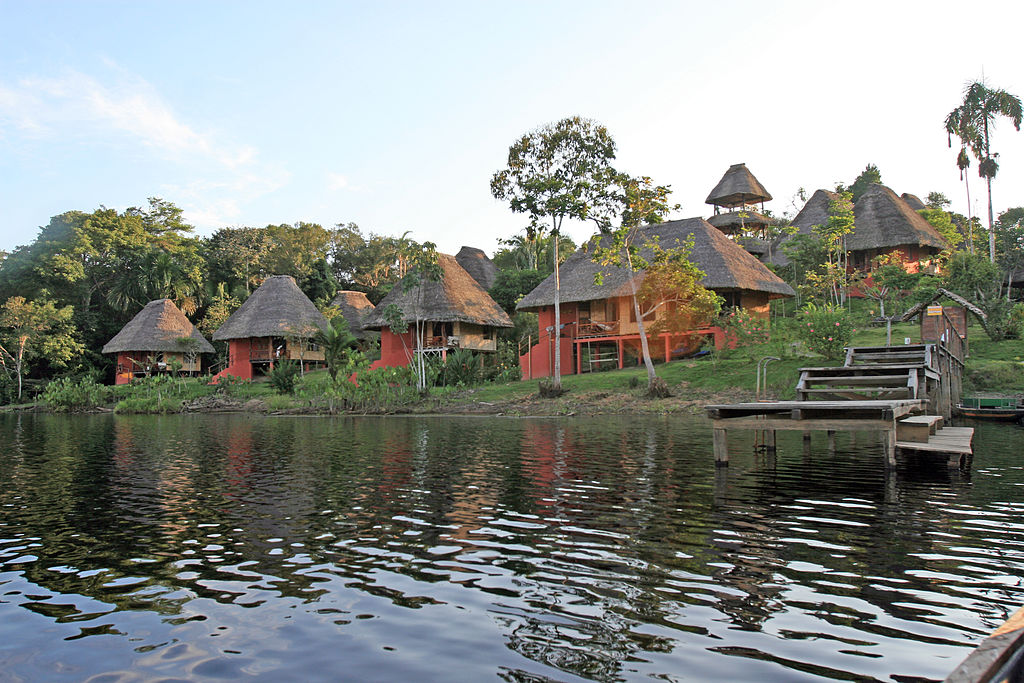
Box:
[267,360,300,395]
[441,348,480,386]
[114,396,181,414]
[42,376,110,411]
[720,307,770,348]
[797,304,855,360]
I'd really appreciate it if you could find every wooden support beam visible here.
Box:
[713,428,729,466]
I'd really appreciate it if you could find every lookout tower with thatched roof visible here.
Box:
[515,217,795,379]
[361,253,513,369]
[102,299,214,384]
[454,246,498,290]
[705,163,774,237]
[212,275,329,381]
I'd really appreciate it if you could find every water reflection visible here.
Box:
[0,414,1022,681]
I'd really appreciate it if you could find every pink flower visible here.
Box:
[835,322,840,326]
[828,337,833,341]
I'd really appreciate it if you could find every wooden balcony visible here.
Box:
[577,320,619,338]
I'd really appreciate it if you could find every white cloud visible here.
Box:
[327,172,350,191]
[0,65,290,230]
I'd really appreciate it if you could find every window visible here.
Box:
[606,300,618,321]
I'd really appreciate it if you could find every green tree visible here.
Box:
[313,316,359,383]
[381,242,442,391]
[945,80,1023,262]
[491,116,620,389]
[943,251,1015,340]
[590,174,680,393]
[204,227,270,296]
[849,164,882,203]
[812,191,855,305]
[0,296,82,400]
[489,270,546,315]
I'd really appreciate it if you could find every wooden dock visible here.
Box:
[706,336,972,468]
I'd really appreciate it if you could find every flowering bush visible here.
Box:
[719,307,770,348]
[797,304,855,360]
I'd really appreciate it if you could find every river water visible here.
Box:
[0,413,1022,682]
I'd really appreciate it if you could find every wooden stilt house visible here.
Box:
[515,218,795,379]
[361,253,513,369]
[212,275,329,381]
[102,299,214,384]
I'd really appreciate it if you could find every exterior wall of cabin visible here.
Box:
[371,322,501,370]
[219,337,323,381]
[519,295,740,380]
[114,350,203,385]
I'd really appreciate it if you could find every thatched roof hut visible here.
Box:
[454,246,498,290]
[768,186,947,266]
[213,275,328,341]
[330,290,379,341]
[901,193,927,211]
[362,254,513,330]
[706,163,772,209]
[848,184,947,252]
[103,299,214,355]
[516,218,794,311]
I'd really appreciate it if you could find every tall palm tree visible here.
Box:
[945,80,1023,262]
[955,147,974,254]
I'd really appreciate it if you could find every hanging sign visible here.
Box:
[926,305,943,316]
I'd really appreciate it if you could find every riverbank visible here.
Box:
[10,320,1022,417]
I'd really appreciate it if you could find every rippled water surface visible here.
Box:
[1,414,1023,681]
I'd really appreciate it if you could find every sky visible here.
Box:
[1,1,1023,257]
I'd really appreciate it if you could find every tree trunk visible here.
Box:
[624,250,656,387]
[552,229,562,389]
[963,173,974,255]
[987,174,996,263]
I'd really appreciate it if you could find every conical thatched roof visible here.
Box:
[705,163,772,208]
[454,246,498,290]
[901,193,926,211]
[515,218,794,312]
[213,275,329,341]
[330,290,378,340]
[849,184,947,252]
[102,299,214,354]
[362,254,513,330]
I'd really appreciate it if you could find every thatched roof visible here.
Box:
[769,186,947,266]
[454,246,498,290]
[330,290,379,340]
[901,193,926,211]
[707,209,773,233]
[705,163,772,208]
[213,275,329,341]
[102,299,214,354]
[516,218,795,311]
[362,254,513,329]
[848,184,947,252]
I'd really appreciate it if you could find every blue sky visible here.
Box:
[2,1,1023,256]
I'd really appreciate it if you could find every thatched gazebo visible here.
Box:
[455,246,498,290]
[212,275,329,380]
[515,218,794,378]
[362,253,512,368]
[330,290,379,343]
[768,185,946,271]
[705,163,774,237]
[102,299,214,384]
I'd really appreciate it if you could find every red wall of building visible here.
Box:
[369,329,414,370]
[114,353,132,385]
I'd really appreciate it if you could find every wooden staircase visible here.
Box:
[796,345,939,402]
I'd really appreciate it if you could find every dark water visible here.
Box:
[0,414,1022,682]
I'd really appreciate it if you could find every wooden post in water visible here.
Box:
[764,429,776,451]
[882,420,897,469]
[827,430,837,454]
[713,428,729,466]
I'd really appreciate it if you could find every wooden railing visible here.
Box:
[577,320,620,338]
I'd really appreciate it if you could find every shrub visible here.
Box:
[440,348,480,386]
[797,304,855,360]
[114,396,181,414]
[42,376,110,411]
[720,307,770,348]
[267,360,300,395]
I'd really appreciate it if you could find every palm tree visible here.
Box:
[945,80,1023,262]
